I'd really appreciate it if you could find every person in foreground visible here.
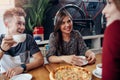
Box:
[0,7,44,78]
[46,8,96,66]
[102,0,120,80]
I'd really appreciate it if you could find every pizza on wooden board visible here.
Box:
[49,65,92,80]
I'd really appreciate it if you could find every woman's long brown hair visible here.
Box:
[113,0,120,11]
[53,8,72,54]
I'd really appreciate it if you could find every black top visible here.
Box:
[0,34,40,57]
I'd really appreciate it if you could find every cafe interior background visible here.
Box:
[0,0,106,55]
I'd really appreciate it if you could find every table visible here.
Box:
[1,53,102,80]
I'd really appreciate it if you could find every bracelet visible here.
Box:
[20,64,27,73]
[0,46,7,52]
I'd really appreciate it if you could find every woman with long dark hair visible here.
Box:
[46,8,96,66]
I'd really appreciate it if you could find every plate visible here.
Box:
[79,56,88,66]
[81,60,88,66]
[10,73,32,80]
[92,69,102,78]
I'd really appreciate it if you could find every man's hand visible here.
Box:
[5,66,23,78]
[1,35,16,52]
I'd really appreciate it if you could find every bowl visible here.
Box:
[13,34,26,43]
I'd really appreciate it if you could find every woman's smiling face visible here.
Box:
[60,16,73,35]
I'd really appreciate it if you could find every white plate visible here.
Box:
[81,60,88,66]
[10,73,32,80]
[79,56,88,66]
[92,69,102,78]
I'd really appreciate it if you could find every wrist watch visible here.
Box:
[20,64,27,73]
[0,46,7,52]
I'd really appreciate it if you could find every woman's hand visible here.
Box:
[5,66,23,78]
[61,55,85,66]
[85,50,96,64]
[71,55,85,66]
[60,55,74,64]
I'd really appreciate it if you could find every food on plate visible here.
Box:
[49,65,91,80]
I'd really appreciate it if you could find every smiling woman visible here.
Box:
[46,8,96,67]
[102,0,120,80]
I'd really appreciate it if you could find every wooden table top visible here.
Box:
[0,53,102,80]
[29,53,102,80]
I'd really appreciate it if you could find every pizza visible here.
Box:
[49,65,92,80]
